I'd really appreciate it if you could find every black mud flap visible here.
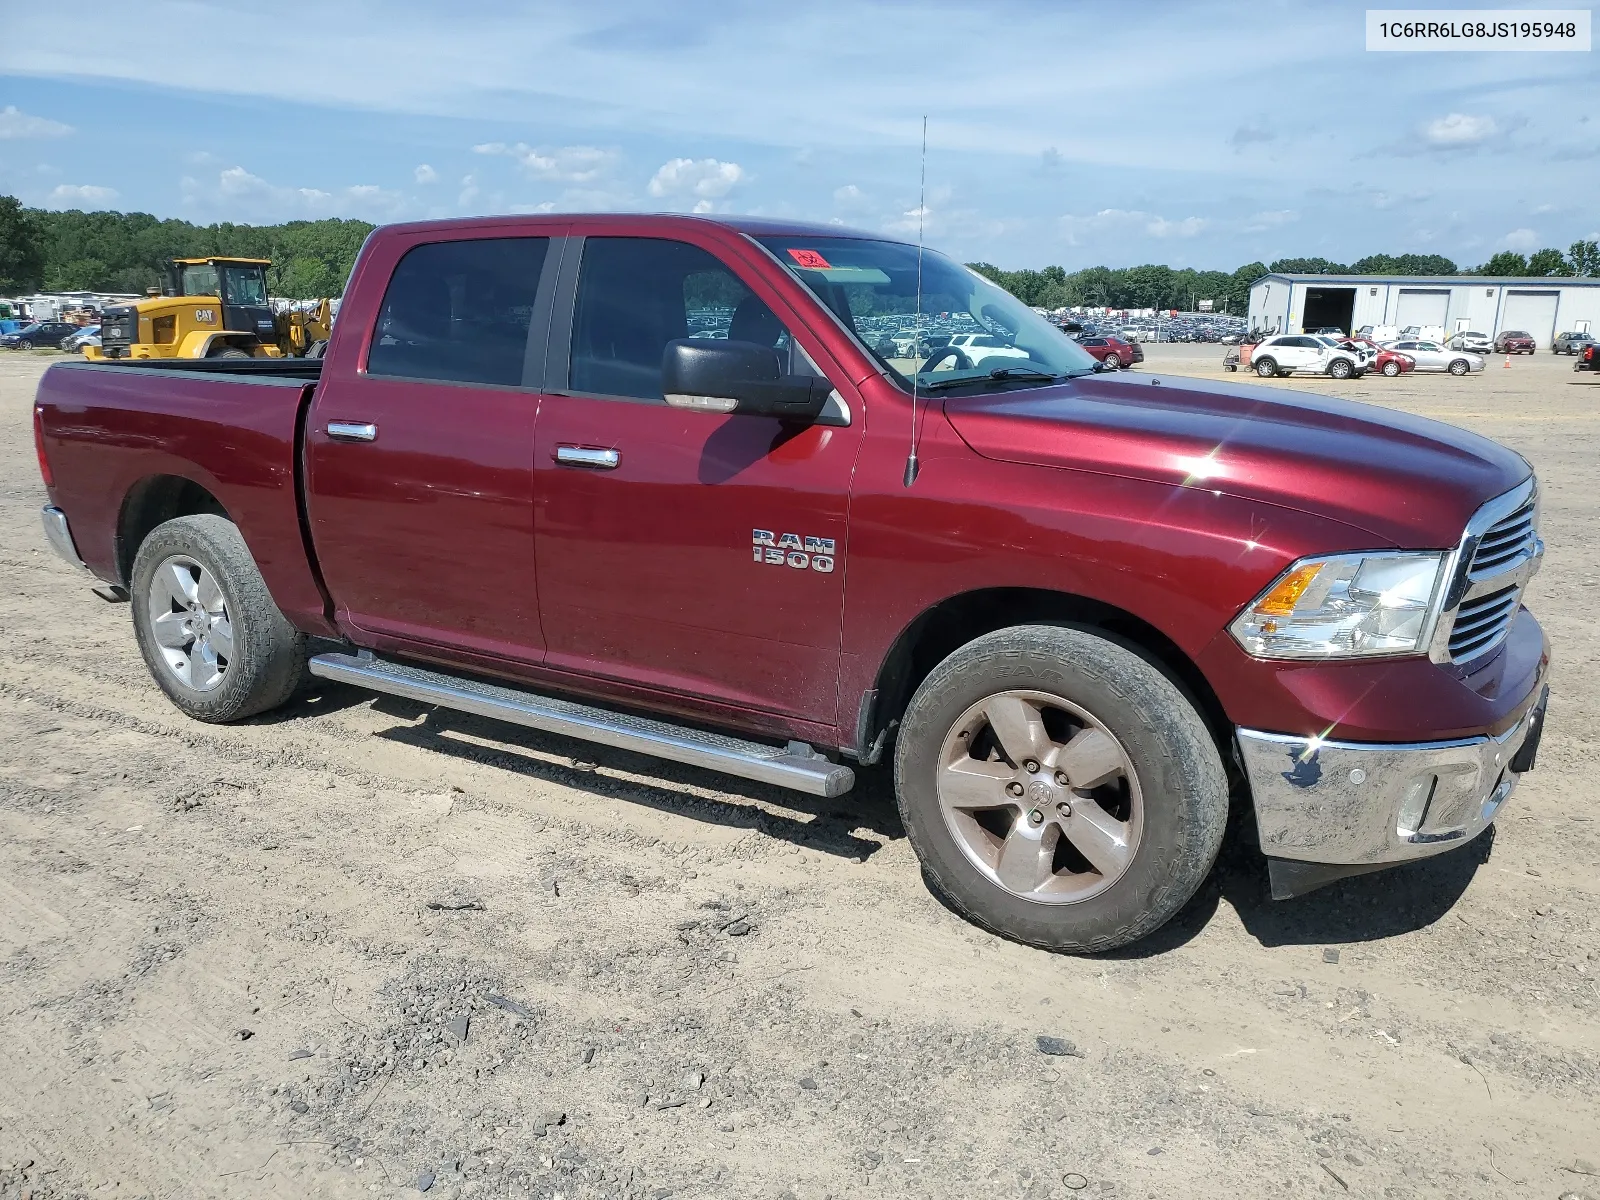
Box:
[1267,858,1394,901]
[1508,686,1548,776]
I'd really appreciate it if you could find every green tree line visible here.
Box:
[0,195,374,297]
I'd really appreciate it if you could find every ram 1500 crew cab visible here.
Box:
[33,214,1551,952]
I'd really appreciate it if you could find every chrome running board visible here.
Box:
[308,652,855,798]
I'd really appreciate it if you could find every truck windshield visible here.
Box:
[220,266,269,306]
[756,236,1097,394]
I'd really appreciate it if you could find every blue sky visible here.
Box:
[1,0,1596,270]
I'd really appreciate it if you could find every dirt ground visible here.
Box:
[1,346,1596,1200]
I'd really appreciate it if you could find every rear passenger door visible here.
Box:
[305,229,562,665]
[531,231,863,726]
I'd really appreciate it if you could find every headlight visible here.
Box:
[1229,551,1447,659]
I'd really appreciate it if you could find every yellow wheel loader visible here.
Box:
[86,257,332,361]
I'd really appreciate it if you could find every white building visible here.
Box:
[1248,273,1600,349]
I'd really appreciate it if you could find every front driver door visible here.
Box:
[532,231,863,725]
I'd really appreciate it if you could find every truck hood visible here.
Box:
[942,373,1530,547]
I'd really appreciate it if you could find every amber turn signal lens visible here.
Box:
[1254,561,1322,617]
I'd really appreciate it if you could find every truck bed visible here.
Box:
[34,358,336,636]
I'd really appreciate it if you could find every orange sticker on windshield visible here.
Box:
[787,249,832,269]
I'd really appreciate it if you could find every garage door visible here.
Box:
[1394,289,1451,331]
[1500,290,1560,349]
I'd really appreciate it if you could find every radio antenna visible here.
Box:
[903,114,927,488]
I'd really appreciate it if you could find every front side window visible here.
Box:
[368,237,548,386]
[757,235,1097,396]
[569,237,793,401]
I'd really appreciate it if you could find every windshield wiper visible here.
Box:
[919,367,1063,391]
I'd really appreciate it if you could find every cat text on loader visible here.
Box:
[86,257,332,361]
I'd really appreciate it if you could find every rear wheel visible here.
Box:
[1255,357,1278,377]
[130,515,306,722]
[894,625,1228,953]
[209,346,252,360]
[1101,355,1120,371]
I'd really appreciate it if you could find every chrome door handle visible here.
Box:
[555,446,620,469]
[327,421,377,442]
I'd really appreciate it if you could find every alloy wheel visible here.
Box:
[936,689,1143,904]
[146,555,234,692]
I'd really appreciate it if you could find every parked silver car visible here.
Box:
[1386,339,1484,375]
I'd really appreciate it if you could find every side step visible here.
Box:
[307,652,855,799]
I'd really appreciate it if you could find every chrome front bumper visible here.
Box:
[1238,687,1547,867]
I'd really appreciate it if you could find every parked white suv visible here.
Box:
[1250,334,1366,379]
[1448,330,1493,352]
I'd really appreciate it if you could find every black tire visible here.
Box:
[130,515,307,722]
[893,625,1228,953]
[1101,355,1120,371]
[1382,360,1401,377]
[210,346,252,360]
[1329,358,1352,379]
[1254,357,1277,378]
[1448,358,1470,376]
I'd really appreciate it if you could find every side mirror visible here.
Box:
[662,339,831,421]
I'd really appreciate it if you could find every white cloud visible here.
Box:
[183,165,406,220]
[1501,227,1540,252]
[414,163,438,184]
[1242,209,1297,232]
[647,157,746,200]
[833,183,863,203]
[0,105,73,139]
[46,183,118,206]
[458,173,479,209]
[1423,113,1497,146]
[1061,208,1208,242]
[473,142,615,183]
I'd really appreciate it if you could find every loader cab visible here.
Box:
[164,257,277,345]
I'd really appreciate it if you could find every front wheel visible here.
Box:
[1329,358,1352,379]
[131,515,307,722]
[1382,360,1401,377]
[1448,358,1470,376]
[894,625,1228,953]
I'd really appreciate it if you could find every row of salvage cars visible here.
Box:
[1224,333,1482,379]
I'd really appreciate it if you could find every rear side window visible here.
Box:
[368,237,548,386]
[569,237,792,401]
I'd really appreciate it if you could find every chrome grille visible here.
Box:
[1467,495,1537,580]
[1448,585,1521,660]
[1430,479,1542,667]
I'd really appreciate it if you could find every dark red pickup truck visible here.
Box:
[34,214,1550,952]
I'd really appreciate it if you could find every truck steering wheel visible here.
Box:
[920,346,975,373]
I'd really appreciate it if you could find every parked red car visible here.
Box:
[1372,348,1416,377]
[1494,330,1537,355]
[1076,335,1138,369]
[32,212,1550,953]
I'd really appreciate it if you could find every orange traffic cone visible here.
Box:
[1503,355,1512,368]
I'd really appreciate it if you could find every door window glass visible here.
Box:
[569,237,792,401]
[368,237,549,386]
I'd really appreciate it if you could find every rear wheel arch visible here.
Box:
[116,474,231,586]
[858,587,1233,769]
